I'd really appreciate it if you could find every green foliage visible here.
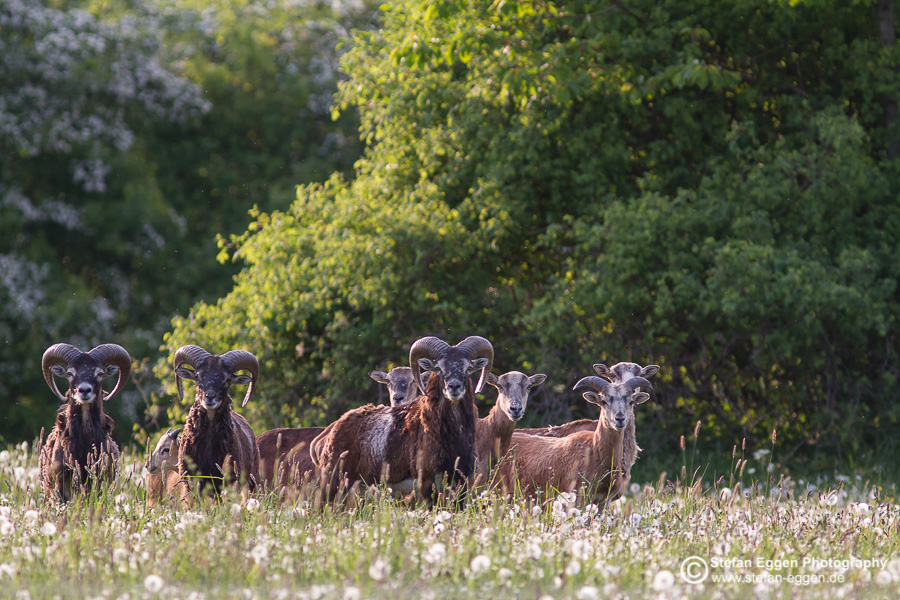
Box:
[161,0,900,465]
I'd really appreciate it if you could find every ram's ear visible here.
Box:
[529,373,547,387]
[174,367,197,380]
[470,357,490,373]
[633,392,650,405]
[369,370,389,384]
[592,364,612,379]
[49,364,68,378]
[103,364,120,378]
[232,374,252,386]
[641,365,660,378]
[417,358,435,372]
[583,391,603,406]
[486,373,500,388]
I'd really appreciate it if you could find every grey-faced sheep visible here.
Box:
[519,362,657,478]
[310,335,493,505]
[499,376,651,504]
[145,428,181,507]
[38,343,132,502]
[173,344,260,503]
[369,366,429,406]
[474,371,546,488]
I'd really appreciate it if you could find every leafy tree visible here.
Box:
[0,0,371,443]
[160,0,899,466]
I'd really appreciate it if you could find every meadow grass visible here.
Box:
[1,439,899,600]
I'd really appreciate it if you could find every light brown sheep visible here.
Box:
[474,371,546,489]
[499,377,651,504]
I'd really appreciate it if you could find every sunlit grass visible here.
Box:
[1,439,899,599]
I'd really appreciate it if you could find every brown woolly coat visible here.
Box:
[177,400,259,502]
[499,421,628,504]
[311,374,477,503]
[39,394,119,502]
[518,419,640,488]
[146,470,181,507]
[256,427,324,489]
[473,403,519,488]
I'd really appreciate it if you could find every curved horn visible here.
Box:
[454,335,494,394]
[42,343,84,401]
[623,376,653,393]
[409,336,451,395]
[88,343,132,401]
[573,376,612,393]
[173,344,212,402]
[221,350,259,407]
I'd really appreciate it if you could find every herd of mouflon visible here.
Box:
[38,337,658,508]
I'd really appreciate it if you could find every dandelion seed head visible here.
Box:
[651,569,675,591]
[470,554,491,574]
[144,574,164,593]
[369,559,390,581]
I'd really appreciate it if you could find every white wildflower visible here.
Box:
[565,560,581,576]
[423,542,446,564]
[0,451,9,463]
[629,483,640,495]
[628,513,643,527]
[230,503,243,516]
[40,522,57,536]
[576,585,600,600]
[498,568,512,583]
[23,510,38,522]
[246,498,259,512]
[470,554,491,574]
[850,502,870,515]
[342,587,361,600]
[369,559,390,582]
[651,570,675,591]
[249,544,268,565]
[1,522,13,536]
[875,570,893,585]
[0,563,16,578]
[525,538,542,560]
[570,539,593,561]
[144,574,164,593]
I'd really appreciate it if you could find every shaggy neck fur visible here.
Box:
[418,372,477,483]
[180,395,237,492]
[59,392,114,483]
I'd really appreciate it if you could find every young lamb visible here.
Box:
[256,427,324,490]
[145,428,181,507]
[173,344,261,503]
[474,371,546,488]
[311,335,493,505]
[369,366,429,406]
[39,343,132,503]
[499,376,651,504]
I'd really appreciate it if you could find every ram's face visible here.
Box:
[418,349,489,403]
[176,357,250,412]
[49,354,118,405]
